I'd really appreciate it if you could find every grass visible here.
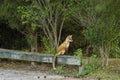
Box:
[84,58,120,80]
[88,67,120,80]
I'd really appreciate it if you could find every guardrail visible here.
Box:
[0,49,81,72]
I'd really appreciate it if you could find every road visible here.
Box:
[0,69,81,80]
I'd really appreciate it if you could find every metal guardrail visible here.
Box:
[0,48,81,72]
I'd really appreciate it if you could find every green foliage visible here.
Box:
[55,65,68,74]
[110,46,120,58]
[17,3,39,31]
[110,33,120,58]
[71,0,120,60]
[74,48,82,63]
[26,35,33,45]
[83,28,98,46]
[0,0,22,28]
[82,5,118,47]
[33,0,75,50]
[73,49,100,77]
[41,37,55,54]
[0,0,39,50]
[74,55,99,77]
[0,0,119,59]
[17,1,40,51]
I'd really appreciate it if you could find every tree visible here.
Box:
[17,2,39,52]
[34,0,72,53]
[0,0,26,28]
[72,0,120,66]
[0,0,30,50]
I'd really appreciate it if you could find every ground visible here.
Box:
[0,59,120,80]
[0,59,82,80]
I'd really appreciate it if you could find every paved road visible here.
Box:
[0,69,83,80]
[0,69,65,80]
[0,69,99,80]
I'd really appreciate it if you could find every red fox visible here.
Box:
[52,35,73,70]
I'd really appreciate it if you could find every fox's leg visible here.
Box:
[65,48,68,54]
[61,50,65,55]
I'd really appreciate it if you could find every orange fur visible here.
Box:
[52,35,73,70]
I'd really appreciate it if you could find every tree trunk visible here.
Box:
[30,32,38,68]
[85,45,92,57]
[99,45,109,67]
[30,32,38,52]
[34,32,38,52]
[104,46,110,66]
[100,47,105,66]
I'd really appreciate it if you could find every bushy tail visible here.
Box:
[52,53,59,70]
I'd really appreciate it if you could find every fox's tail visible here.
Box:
[52,53,59,70]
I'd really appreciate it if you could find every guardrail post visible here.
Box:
[79,65,83,73]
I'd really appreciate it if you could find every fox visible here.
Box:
[52,35,73,70]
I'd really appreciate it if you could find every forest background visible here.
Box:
[0,0,120,66]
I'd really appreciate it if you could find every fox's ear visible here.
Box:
[70,35,72,37]
[67,35,72,37]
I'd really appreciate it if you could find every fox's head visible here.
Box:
[66,35,73,42]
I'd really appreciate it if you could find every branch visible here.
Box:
[57,18,64,47]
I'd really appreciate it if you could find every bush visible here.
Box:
[73,54,100,77]
[41,37,55,54]
[110,46,120,58]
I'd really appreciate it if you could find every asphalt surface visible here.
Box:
[0,69,66,80]
[0,69,100,80]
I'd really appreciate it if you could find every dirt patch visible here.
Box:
[0,59,52,74]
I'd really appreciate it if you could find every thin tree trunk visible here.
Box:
[34,32,38,52]
[85,45,92,57]
[30,40,36,68]
[99,46,105,67]
[104,45,109,66]
[30,32,38,68]
[99,44,110,67]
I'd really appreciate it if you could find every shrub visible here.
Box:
[73,49,99,77]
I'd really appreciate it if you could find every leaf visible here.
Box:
[31,23,36,31]
[22,21,28,24]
